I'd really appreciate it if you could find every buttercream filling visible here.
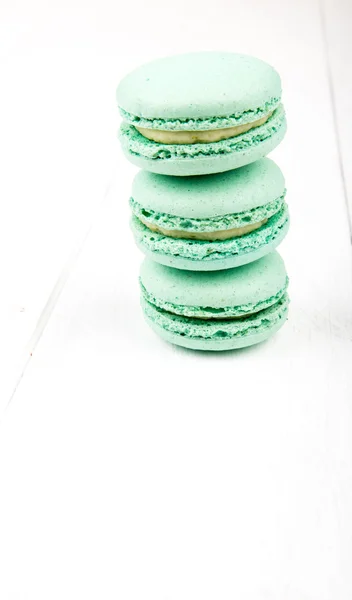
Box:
[139,217,267,240]
[136,112,272,144]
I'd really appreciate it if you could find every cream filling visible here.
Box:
[136,112,272,145]
[188,312,255,320]
[139,217,267,241]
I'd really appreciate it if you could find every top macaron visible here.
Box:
[117,52,286,176]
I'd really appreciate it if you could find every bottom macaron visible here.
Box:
[140,252,289,351]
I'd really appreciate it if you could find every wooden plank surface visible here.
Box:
[322,0,352,232]
[0,44,118,404]
[1,0,352,598]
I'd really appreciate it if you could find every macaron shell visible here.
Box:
[132,207,289,271]
[119,110,286,176]
[117,52,281,122]
[132,158,285,218]
[140,251,287,309]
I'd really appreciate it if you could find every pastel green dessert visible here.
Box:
[117,52,286,176]
[140,252,289,351]
[131,158,289,271]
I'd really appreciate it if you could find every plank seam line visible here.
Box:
[319,0,352,243]
[3,181,112,416]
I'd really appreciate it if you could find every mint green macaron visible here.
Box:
[140,251,289,351]
[117,52,286,176]
[131,158,289,271]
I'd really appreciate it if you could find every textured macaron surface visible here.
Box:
[130,158,286,232]
[120,105,285,161]
[131,204,289,263]
[140,252,287,312]
[117,52,281,129]
[141,276,288,320]
[142,293,289,342]
[140,253,289,344]
[131,194,285,233]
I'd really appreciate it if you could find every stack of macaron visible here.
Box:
[117,52,289,351]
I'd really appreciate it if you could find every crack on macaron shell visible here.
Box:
[140,278,289,319]
[131,204,289,262]
[141,293,289,340]
[130,192,286,233]
[135,113,272,144]
[119,97,281,131]
[119,105,285,161]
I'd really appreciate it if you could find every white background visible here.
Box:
[1,0,352,598]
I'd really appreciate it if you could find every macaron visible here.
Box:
[140,251,289,351]
[131,157,289,271]
[117,52,286,176]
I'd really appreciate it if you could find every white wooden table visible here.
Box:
[1,1,352,598]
